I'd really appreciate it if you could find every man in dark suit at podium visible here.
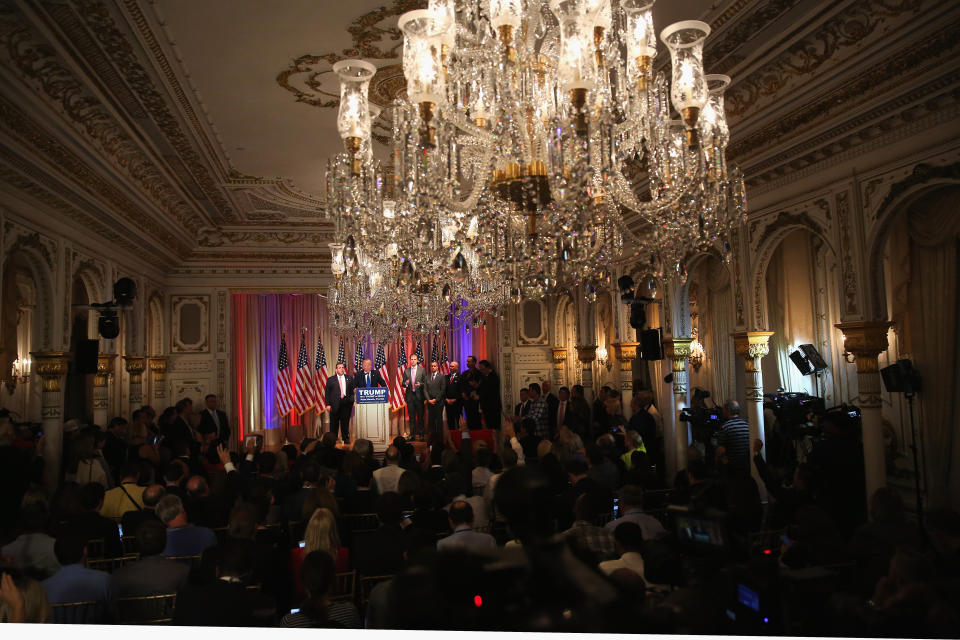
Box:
[353,358,386,390]
[402,353,426,441]
[424,361,448,436]
[197,394,230,443]
[325,362,355,445]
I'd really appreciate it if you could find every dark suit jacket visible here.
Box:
[325,374,355,413]
[111,554,190,597]
[545,393,559,432]
[478,370,502,424]
[162,418,194,451]
[54,511,122,558]
[351,524,407,576]
[445,372,462,400]
[121,508,161,539]
[401,365,426,402]
[423,370,447,402]
[197,409,230,442]
[173,579,276,627]
[567,396,591,433]
[352,370,386,390]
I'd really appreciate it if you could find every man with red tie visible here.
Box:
[325,362,355,445]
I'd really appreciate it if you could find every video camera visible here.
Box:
[0,407,43,439]
[763,391,825,439]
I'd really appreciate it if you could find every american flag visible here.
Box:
[276,334,294,417]
[294,333,314,414]
[353,339,364,374]
[337,337,346,370]
[314,333,328,413]
[391,338,407,411]
[375,343,389,391]
[415,338,424,363]
[430,336,439,367]
[440,333,450,375]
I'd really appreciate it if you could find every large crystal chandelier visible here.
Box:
[324,0,746,334]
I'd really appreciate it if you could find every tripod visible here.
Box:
[904,390,925,543]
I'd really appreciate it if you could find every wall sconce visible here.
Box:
[5,357,30,395]
[689,331,705,372]
[596,345,609,369]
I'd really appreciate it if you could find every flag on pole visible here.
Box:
[276,333,294,417]
[314,334,328,413]
[337,337,346,368]
[415,338,424,363]
[440,333,450,375]
[294,333,314,414]
[391,339,407,411]
[375,342,389,391]
[354,339,365,374]
[430,336,439,366]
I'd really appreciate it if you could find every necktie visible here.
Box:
[366,373,371,387]
[558,401,566,427]
[339,375,345,397]
[433,373,436,381]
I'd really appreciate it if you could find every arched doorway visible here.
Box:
[687,254,736,404]
[0,253,39,418]
[876,185,960,509]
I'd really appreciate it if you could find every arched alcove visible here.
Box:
[686,253,736,404]
[875,185,960,509]
[63,275,93,422]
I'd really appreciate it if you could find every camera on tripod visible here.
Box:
[763,391,825,439]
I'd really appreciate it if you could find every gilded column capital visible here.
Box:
[30,351,69,392]
[575,345,597,363]
[732,331,774,359]
[550,348,567,370]
[835,321,893,372]
[148,356,168,374]
[612,342,639,371]
[124,355,147,383]
[662,338,693,372]
[95,353,117,388]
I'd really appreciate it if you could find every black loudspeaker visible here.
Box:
[789,349,813,375]
[629,302,647,330]
[640,328,663,360]
[799,343,828,372]
[881,359,922,394]
[75,339,99,374]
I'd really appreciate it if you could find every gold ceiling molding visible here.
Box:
[59,0,238,223]
[729,19,960,163]
[0,93,190,260]
[704,0,802,73]
[275,0,421,140]
[197,229,334,248]
[0,7,203,238]
[725,0,928,121]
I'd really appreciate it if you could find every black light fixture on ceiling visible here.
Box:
[97,308,120,339]
[113,277,137,307]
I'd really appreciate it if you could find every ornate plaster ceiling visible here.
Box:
[0,0,956,273]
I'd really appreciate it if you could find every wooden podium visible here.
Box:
[355,387,390,452]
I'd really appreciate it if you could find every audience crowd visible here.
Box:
[0,386,957,635]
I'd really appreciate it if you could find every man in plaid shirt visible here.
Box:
[526,383,550,440]
[557,492,617,564]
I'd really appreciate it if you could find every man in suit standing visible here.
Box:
[567,384,592,439]
[325,362,355,445]
[402,353,426,441]
[353,358,386,390]
[444,361,463,431]
[477,359,502,430]
[461,355,483,429]
[424,361,447,437]
[542,380,559,435]
[197,394,230,444]
[513,388,530,419]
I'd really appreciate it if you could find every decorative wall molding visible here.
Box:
[170,294,209,353]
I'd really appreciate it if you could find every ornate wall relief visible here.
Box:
[170,295,209,353]
[518,300,548,345]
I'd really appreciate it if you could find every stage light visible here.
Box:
[98,309,120,339]
[113,277,137,305]
[473,595,482,607]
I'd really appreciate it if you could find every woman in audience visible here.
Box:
[281,551,360,628]
[0,571,49,623]
[289,507,350,602]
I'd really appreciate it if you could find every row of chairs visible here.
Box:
[50,593,177,625]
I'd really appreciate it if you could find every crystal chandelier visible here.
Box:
[324,0,746,334]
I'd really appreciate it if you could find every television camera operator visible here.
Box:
[678,388,724,460]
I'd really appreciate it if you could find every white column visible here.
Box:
[124,355,146,418]
[733,331,774,499]
[836,321,892,511]
[576,345,597,406]
[613,342,639,418]
[663,338,692,482]
[31,351,68,489]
